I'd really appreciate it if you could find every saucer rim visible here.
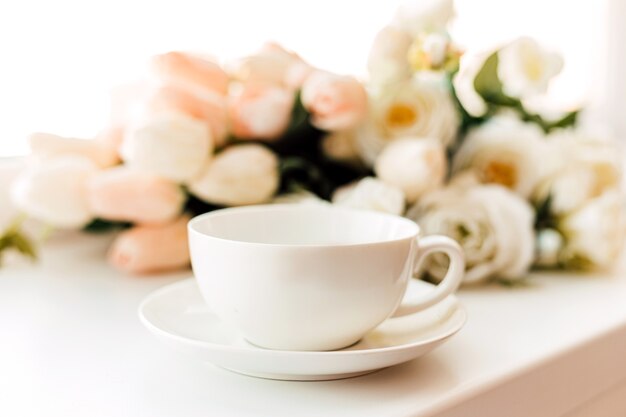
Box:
[138,277,467,357]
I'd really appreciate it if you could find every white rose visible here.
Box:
[122,111,212,182]
[452,52,489,117]
[367,26,413,87]
[559,191,626,269]
[10,156,97,228]
[189,144,279,206]
[391,0,454,37]
[537,130,623,215]
[407,182,535,284]
[357,77,459,165]
[452,115,554,198]
[497,37,563,99]
[332,177,405,215]
[374,137,446,203]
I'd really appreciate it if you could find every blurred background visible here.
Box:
[0,0,621,157]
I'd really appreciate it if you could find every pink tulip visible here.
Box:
[152,51,229,96]
[301,71,368,131]
[146,84,228,146]
[108,215,191,274]
[29,132,119,168]
[229,83,294,140]
[87,167,185,224]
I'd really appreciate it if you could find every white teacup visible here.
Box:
[188,204,464,351]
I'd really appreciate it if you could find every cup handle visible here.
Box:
[392,235,465,317]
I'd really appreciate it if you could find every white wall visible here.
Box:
[0,0,614,156]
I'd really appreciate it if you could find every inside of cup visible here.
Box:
[189,205,419,246]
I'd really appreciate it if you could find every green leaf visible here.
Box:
[473,52,518,107]
[517,108,580,134]
[497,277,533,288]
[286,90,310,133]
[9,233,37,260]
[446,70,487,135]
[534,195,558,230]
[279,156,328,196]
[0,218,37,265]
[83,218,131,233]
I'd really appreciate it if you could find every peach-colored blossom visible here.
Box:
[229,83,294,140]
[29,132,118,168]
[301,71,368,131]
[95,126,124,162]
[108,215,191,274]
[147,84,229,146]
[152,51,229,96]
[87,167,185,224]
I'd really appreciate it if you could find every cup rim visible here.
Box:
[188,204,420,248]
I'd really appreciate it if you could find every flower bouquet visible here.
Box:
[2,0,624,284]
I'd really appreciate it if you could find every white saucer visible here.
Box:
[138,278,467,381]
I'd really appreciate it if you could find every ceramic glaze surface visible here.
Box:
[188,205,465,351]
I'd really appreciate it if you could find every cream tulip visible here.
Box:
[189,144,279,206]
[10,156,97,228]
[29,132,118,168]
[122,111,212,182]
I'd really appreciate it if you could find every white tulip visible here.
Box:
[357,77,459,165]
[537,130,623,215]
[374,137,446,203]
[10,156,97,228]
[122,111,212,182]
[28,132,119,168]
[452,115,554,198]
[367,26,413,87]
[407,181,535,284]
[559,191,626,269]
[332,177,405,215]
[391,0,454,37]
[189,144,279,206]
[497,37,563,99]
[0,159,23,233]
[272,191,329,206]
[452,52,489,117]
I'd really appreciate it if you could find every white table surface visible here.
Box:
[1,233,626,417]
